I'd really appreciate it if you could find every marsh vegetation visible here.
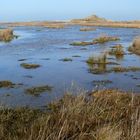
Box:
[0,20,140,140]
[25,85,52,96]
[60,58,73,62]
[0,81,15,88]
[20,63,41,69]
[129,37,140,55]
[0,29,17,42]
[70,35,120,46]
[0,90,140,140]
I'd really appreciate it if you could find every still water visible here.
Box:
[0,25,140,107]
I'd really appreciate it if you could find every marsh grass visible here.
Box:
[20,63,41,69]
[86,55,119,74]
[0,90,140,140]
[109,45,124,59]
[86,55,107,74]
[128,37,140,55]
[72,55,81,57]
[111,66,140,73]
[70,35,120,46]
[70,41,93,46]
[128,46,140,55]
[93,36,120,44]
[86,55,107,65]
[0,81,15,88]
[60,58,73,62]
[25,85,53,96]
[0,29,16,42]
[86,54,140,74]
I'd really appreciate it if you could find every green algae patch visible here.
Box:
[25,85,53,96]
[20,63,41,69]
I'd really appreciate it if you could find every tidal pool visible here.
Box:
[0,25,140,107]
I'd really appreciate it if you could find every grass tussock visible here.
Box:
[93,35,120,44]
[0,81,15,88]
[25,85,52,96]
[86,55,119,65]
[86,55,119,74]
[109,44,124,55]
[70,35,120,46]
[72,55,81,57]
[86,55,107,65]
[128,37,140,55]
[0,29,16,42]
[60,58,73,62]
[70,41,93,46]
[0,90,140,140]
[86,55,140,74]
[109,44,125,59]
[20,63,41,69]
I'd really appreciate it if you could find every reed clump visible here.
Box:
[129,37,140,55]
[0,29,16,42]
[93,36,120,44]
[109,44,125,59]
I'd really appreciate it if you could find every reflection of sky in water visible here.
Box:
[0,26,140,107]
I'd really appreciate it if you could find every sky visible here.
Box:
[0,0,140,22]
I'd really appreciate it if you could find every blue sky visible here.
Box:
[0,0,140,22]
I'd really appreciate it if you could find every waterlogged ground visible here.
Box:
[0,25,140,107]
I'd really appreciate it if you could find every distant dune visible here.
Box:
[1,15,140,28]
[70,15,140,28]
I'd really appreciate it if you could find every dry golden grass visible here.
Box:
[0,29,15,42]
[70,19,140,29]
[0,90,139,140]
[129,37,140,55]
